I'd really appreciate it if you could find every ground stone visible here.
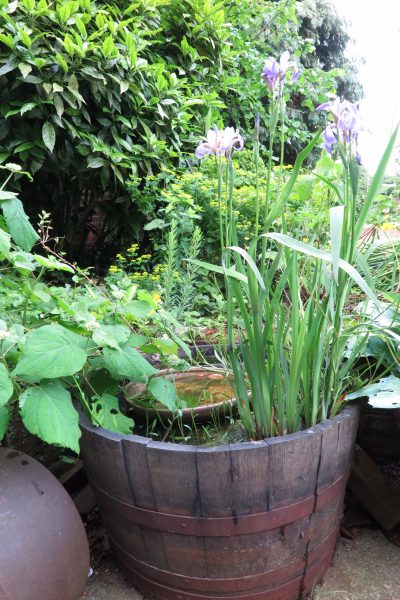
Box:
[314,528,400,600]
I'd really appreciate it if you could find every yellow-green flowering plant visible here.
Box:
[193,52,399,439]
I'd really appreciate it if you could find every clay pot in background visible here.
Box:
[0,448,90,600]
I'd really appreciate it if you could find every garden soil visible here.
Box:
[81,526,400,600]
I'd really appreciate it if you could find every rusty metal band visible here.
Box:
[110,528,339,599]
[90,472,348,537]
[303,527,340,593]
[116,557,302,600]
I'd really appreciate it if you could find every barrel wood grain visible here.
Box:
[146,441,206,576]
[121,435,169,570]
[79,405,360,600]
[267,429,322,508]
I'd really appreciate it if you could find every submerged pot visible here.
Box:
[124,367,237,424]
[80,405,359,600]
[0,448,90,600]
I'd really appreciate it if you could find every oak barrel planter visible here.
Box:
[80,405,359,600]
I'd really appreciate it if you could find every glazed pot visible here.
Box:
[124,367,237,424]
[0,448,90,600]
[80,405,359,600]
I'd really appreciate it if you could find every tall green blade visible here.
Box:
[354,124,399,241]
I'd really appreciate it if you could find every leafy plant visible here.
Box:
[0,0,227,262]
[0,167,191,451]
[191,52,398,439]
[0,0,361,265]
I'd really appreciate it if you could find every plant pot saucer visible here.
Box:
[124,367,237,424]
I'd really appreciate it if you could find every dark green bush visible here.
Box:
[0,0,361,265]
[0,0,228,262]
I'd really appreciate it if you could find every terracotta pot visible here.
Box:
[80,406,359,600]
[0,448,90,600]
[124,367,237,424]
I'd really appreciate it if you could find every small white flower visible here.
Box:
[4,162,22,172]
[0,330,11,341]
[85,320,100,331]
[111,290,125,300]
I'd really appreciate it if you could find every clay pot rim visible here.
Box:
[123,367,237,424]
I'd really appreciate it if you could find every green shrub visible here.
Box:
[0,0,362,264]
[0,0,228,261]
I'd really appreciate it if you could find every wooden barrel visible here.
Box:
[357,405,400,464]
[80,406,359,600]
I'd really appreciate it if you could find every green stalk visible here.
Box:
[253,115,261,240]
[216,157,224,257]
[261,97,278,274]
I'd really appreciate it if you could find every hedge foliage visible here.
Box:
[0,0,361,263]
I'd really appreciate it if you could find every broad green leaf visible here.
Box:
[18,63,32,78]
[128,333,148,347]
[0,33,14,50]
[42,121,56,153]
[14,142,34,153]
[123,300,154,320]
[34,254,74,273]
[0,191,18,200]
[0,58,17,76]
[228,246,266,291]
[87,368,118,397]
[1,198,39,251]
[10,250,36,271]
[152,338,178,355]
[355,124,399,241]
[13,324,87,382]
[0,363,13,406]
[55,53,68,73]
[87,157,105,168]
[92,325,131,349]
[265,233,379,306]
[346,375,400,409]
[148,376,178,411]
[102,35,116,58]
[103,343,156,381]
[53,94,64,117]
[32,289,51,303]
[188,259,248,283]
[0,406,10,441]
[18,28,31,47]
[0,228,11,257]
[20,381,81,452]
[91,393,134,434]
[143,218,165,231]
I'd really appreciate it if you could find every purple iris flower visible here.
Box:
[291,68,300,83]
[317,96,365,155]
[262,51,299,92]
[322,125,337,155]
[262,57,281,92]
[195,126,244,159]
